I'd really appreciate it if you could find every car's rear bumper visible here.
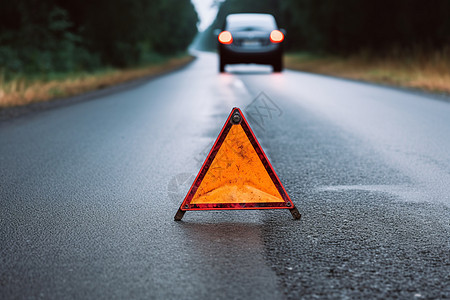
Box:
[219,44,283,65]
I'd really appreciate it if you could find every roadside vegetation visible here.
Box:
[199,0,450,94]
[0,0,198,109]
[0,55,194,108]
[285,48,450,94]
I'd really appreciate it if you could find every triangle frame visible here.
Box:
[174,107,301,221]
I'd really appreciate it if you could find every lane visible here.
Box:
[1,52,449,299]
[234,65,450,206]
[224,59,450,298]
[0,54,282,299]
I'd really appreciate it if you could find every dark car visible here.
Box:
[216,13,285,73]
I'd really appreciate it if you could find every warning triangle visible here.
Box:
[174,107,300,220]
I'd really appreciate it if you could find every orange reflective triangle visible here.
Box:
[174,107,300,220]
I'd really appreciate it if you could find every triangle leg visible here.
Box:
[289,207,301,220]
[174,208,186,221]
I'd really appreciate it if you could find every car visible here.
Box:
[216,13,285,73]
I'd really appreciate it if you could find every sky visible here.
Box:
[191,0,223,31]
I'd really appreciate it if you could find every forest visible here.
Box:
[0,0,198,78]
[203,0,450,55]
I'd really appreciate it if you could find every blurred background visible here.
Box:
[0,0,198,73]
[1,0,449,108]
[198,0,450,54]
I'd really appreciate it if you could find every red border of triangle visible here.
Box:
[178,107,294,211]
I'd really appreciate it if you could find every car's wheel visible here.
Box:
[219,57,226,73]
[272,56,283,72]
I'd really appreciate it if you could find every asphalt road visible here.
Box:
[1,52,449,299]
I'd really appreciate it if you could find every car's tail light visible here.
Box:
[218,31,233,44]
[270,30,284,43]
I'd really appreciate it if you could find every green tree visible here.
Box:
[203,0,450,55]
[0,0,198,76]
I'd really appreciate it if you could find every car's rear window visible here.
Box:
[225,14,277,31]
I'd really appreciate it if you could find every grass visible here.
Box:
[285,48,450,95]
[0,55,194,109]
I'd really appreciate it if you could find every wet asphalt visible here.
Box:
[1,52,449,299]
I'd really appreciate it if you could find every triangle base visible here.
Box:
[173,206,301,221]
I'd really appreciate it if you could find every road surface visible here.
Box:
[1,52,449,299]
